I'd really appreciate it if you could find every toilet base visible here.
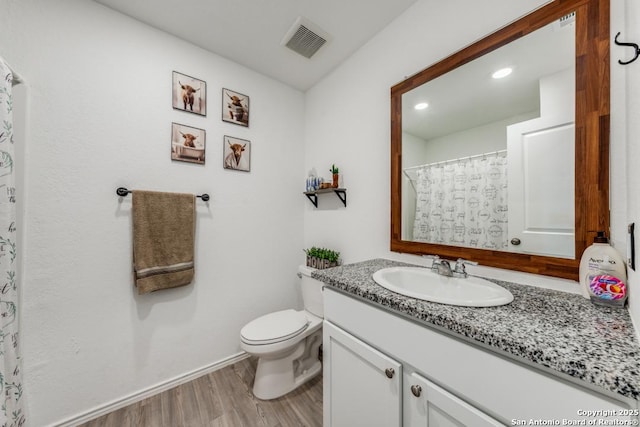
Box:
[253,359,322,400]
[252,330,322,400]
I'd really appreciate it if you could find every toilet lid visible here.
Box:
[241,309,309,345]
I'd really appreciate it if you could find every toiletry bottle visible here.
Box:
[578,231,627,307]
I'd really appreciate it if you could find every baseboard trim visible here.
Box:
[52,351,250,427]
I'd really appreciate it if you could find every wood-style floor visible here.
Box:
[79,357,323,427]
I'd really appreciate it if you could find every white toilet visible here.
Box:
[240,265,324,400]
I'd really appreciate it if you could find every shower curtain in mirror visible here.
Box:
[412,155,508,251]
[0,59,25,427]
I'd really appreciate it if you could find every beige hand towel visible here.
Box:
[132,190,195,294]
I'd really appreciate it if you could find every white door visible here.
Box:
[403,371,503,427]
[324,321,402,427]
[507,116,575,258]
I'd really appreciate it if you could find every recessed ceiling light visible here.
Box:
[414,102,429,110]
[492,67,513,79]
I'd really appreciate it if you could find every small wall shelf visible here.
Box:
[304,188,347,208]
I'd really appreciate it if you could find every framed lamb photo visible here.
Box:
[171,123,206,165]
[172,71,207,116]
[223,135,251,172]
[222,88,249,127]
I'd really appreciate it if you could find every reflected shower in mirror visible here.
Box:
[401,17,575,259]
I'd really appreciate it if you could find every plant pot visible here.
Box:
[332,173,339,188]
[306,256,338,270]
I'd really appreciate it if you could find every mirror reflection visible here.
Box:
[401,15,575,259]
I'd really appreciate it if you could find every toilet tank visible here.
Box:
[299,265,324,318]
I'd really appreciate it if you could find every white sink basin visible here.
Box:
[372,267,513,307]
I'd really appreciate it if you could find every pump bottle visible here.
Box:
[578,231,627,307]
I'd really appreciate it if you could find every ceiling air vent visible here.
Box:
[281,16,331,59]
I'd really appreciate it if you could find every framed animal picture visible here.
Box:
[172,71,207,116]
[222,88,249,127]
[223,136,251,172]
[171,123,206,164]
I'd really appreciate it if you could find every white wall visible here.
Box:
[617,0,640,331]
[420,114,529,163]
[0,0,305,425]
[304,0,628,292]
[304,0,553,262]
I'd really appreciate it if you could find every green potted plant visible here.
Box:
[329,164,339,188]
[304,246,341,269]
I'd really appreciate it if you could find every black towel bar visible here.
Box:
[116,187,210,202]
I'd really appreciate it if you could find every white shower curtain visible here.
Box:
[0,59,25,427]
[412,155,508,250]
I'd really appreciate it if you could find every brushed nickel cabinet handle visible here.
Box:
[385,368,395,379]
[411,384,422,397]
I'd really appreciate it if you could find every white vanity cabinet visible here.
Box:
[324,319,501,427]
[323,321,402,427]
[323,288,636,426]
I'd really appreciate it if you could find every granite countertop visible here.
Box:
[312,258,640,401]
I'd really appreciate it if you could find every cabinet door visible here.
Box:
[324,321,402,427]
[404,371,503,427]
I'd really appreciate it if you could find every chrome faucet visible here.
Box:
[452,258,479,278]
[423,255,478,278]
[423,255,453,277]
[436,260,453,276]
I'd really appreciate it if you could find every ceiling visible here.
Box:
[94,0,418,91]
[402,16,575,141]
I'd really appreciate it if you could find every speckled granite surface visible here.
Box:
[312,258,640,401]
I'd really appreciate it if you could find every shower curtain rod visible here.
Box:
[403,149,507,172]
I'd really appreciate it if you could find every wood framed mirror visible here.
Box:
[390,0,609,280]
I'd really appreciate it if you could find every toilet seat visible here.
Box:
[240,309,309,345]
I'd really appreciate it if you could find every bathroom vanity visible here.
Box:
[314,259,640,426]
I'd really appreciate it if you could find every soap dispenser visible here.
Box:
[578,231,627,307]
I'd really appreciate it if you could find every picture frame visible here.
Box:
[172,71,207,116]
[171,123,206,164]
[222,88,249,127]
[223,135,251,172]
